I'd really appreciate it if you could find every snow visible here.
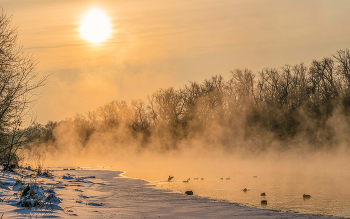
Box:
[0,169,332,218]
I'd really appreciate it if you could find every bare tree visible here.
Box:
[333,49,350,89]
[0,10,47,170]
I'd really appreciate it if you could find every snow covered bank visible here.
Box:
[1,169,332,218]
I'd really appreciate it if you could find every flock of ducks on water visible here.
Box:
[181,178,205,183]
[167,175,312,205]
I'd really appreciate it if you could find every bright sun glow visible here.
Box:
[79,9,112,44]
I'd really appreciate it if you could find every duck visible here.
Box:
[243,188,248,192]
[183,178,190,183]
[226,177,230,180]
[261,200,267,205]
[261,192,266,196]
[303,194,311,199]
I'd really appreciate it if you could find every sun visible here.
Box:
[79,9,112,44]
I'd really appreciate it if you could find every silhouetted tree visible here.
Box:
[0,10,47,169]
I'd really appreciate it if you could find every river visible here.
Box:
[120,153,350,218]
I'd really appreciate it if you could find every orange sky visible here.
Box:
[2,0,350,124]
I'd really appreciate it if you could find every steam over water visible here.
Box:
[42,135,350,217]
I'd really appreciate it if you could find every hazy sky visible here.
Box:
[2,0,350,124]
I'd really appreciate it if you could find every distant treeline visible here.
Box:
[28,49,350,152]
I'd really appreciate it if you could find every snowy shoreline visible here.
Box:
[1,169,334,218]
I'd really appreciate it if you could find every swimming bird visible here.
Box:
[243,188,248,192]
[201,178,204,180]
[226,177,230,180]
[261,192,266,196]
[193,178,198,180]
[220,177,223,180]
[261,200,267,205]
[183,178,190,183]
[303,194,311,199]
[168,175,174,182]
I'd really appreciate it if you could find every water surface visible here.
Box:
[121,155,350,218]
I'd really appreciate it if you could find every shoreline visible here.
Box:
[1,169,337,218]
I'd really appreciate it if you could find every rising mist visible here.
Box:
[24,49,350,162]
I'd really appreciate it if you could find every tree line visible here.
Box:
[28,49,350,153]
